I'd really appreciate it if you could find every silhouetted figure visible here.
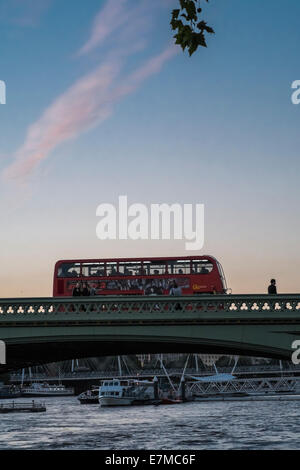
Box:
[72,282,82,297]
[170,281,182,310]
[200,267,209,274]
[90,285,96,296]
[170,281,182,296]
[82,282,90,296]
[268,279,277,294]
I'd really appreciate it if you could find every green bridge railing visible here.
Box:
[0,294,300,318]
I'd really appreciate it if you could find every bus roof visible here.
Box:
[54,255,218,267]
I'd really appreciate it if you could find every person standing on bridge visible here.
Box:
[169,281,182,296]
[170,281,182,310]
[268,279,277,294]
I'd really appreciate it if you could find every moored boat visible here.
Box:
[0,383,22,399]
[98,378,156,406]
[21,382,74,397]
[78,388,99,404]
[160,397,182,405]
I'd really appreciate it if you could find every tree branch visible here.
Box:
[171,0,214,56]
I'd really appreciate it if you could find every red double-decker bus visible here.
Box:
[53,256,228,297]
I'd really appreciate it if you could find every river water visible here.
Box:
[0,397,299,450]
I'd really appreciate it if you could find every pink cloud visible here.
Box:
[129,46,178,85]
[78,0,130,56]
[78,0,171,56]
[3,62,120,181]
[2,1,178,183]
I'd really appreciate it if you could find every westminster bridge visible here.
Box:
[1,294,300,373]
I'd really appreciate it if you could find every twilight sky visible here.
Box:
[0,0,300,297]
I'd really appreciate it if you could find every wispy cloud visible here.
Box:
[78,0,129,56]
[2,61,120,181]
[3,0,177,183]
[78,0,175,56]
[0,0,52,27]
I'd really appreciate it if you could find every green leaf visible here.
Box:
[185,1,197,21]
[171,0,214,56]
[197,21,215,34]
[172,9,180,20]
[197,31,207,47]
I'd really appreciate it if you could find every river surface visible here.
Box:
[0,396,299,450]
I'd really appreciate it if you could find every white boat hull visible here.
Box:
[22,390,74,397]
[99,396,134,406]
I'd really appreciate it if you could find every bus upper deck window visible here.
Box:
[58,263,80,277]
[107,262,118,276]
[83,263,105,277]
[192,260,213,274]
[146,261,166,276]
[168,261,191,275]
[119,262,142,276]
